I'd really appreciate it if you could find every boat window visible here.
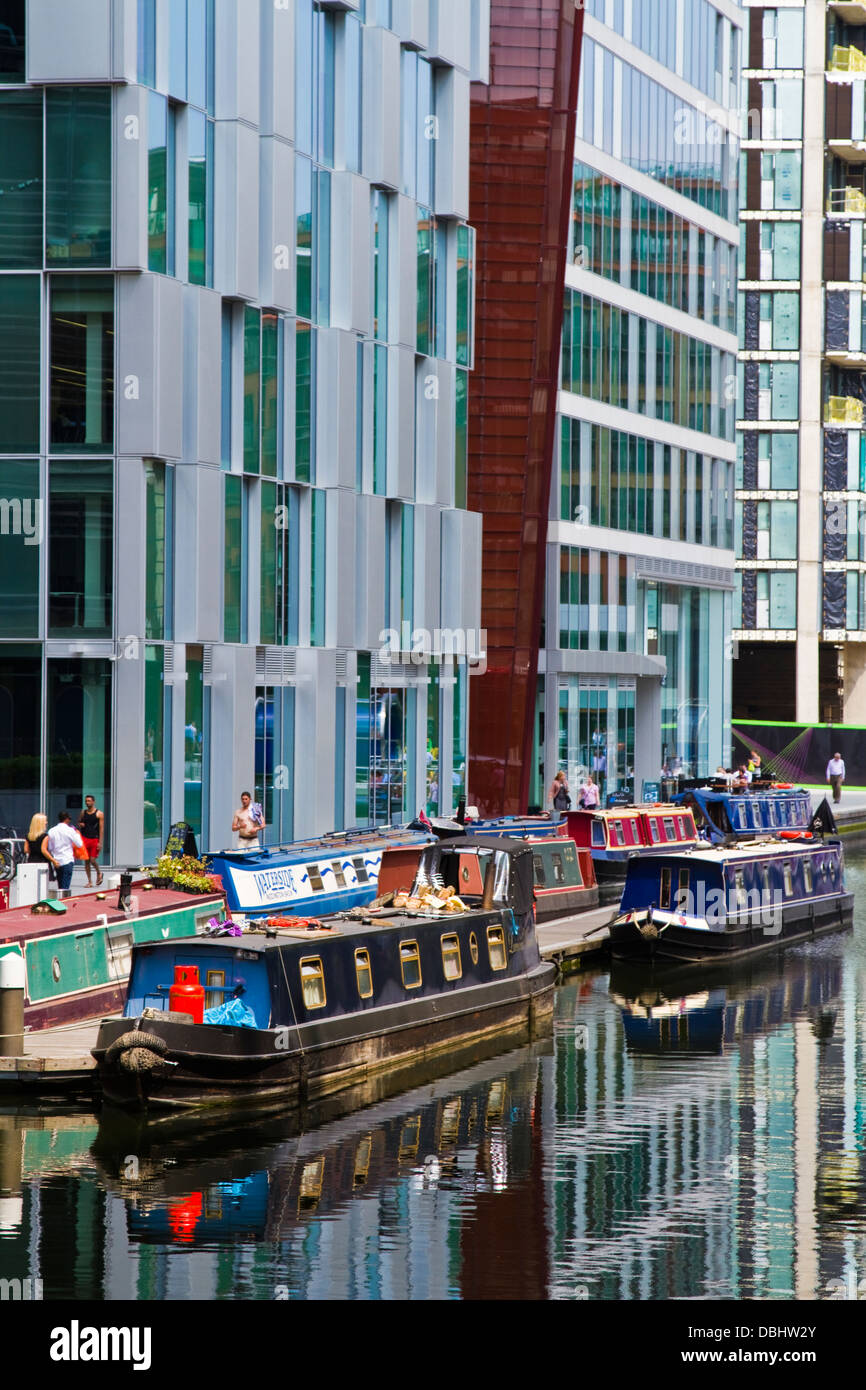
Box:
[205,969,225,1011]
[803,859,813,893]
[355,948,373,999]
[469,932,479,965]
[533,853,546,886]
[768,802,778,827]
[592,822,606,847]
[441,933,462,981]
[783,862,794,896]
[660,867,672,907]
[663,817,676,842]
[648,817,661,844]
[762,866,771,899]
[734,803,746,829]
[551,852,565,884]
[675,868,690,912]
[735,871,747,907]
[107,929,133,979]
[487,926,508,971]
[400,941,423,989]
[354,1136,372,1186]
[306,863,324,892]
[330,860,347,888]
[352,856,369,884]
[611,820,625,847]
[300,957,327,1009]
[299,1157,325,1211]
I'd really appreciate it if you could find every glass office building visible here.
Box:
[734,0,866,726]
[536,0,741,806]
[0,0,488,861]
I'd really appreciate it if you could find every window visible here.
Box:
[310,489,326,646]
[663,817,676,842]
[145,460,171,640]
[46,88,111,266]
[0,460,39,636]
[0,0,25,82]
[147,93,175,274]
[803,859,812,893]
[648,818,661,844]
[783,862,793,897]
[48,459,113,636]
[676,868,690,911]
[660,867,672,906]
[330,860,346,889]
[355,947,373,998]
[551,852,565,884]
[223,474,245,643]
[306,863,324,892]
[611,820,625,847]
[487,927,507,971]
[205,968,225,1011]
[352,856,369,884]
[592,822,605,847]
[243,307,261,473]
[0,275,39,453]
[188,108,213,286]
[400,940,422,989]
[469,932,478,965]
[296,321,314,483]
[735,870,747,907]
[372,189,389,341]
[0,91,42,267]
[49,276,114,453]
[107,929,134,980]
[533,853,546,886]
[441,934,462,981]
[300,957,326,1009]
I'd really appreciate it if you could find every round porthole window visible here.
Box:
[51,956,61,982]
[469,932,479,965]
[462,865,470,883]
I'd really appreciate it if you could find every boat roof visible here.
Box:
[0,888,224,944]
[636,838,836,866]
[207,828,432,864]
[679,786,809,803]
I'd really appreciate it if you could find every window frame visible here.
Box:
[299,955,327,1010]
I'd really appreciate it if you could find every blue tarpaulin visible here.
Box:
[204,997,258,1029]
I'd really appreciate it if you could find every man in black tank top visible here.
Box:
[78,795,104,886]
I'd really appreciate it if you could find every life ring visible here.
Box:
[779,830,811,840]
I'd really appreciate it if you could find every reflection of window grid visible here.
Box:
[353,1136,371,1186]
[440,1099,461,1147]
[486,1080,506,1125]
[300,957,326,1009]
[299,1157,324,1211]
[441,934,462,981]
[399,1116,421,1162]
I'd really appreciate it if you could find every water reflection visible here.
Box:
[2,863,866,1300]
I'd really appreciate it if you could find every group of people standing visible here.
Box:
[548,769,599,816]
[25,798,104,898]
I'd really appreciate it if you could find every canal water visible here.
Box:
[2,855,866,1302]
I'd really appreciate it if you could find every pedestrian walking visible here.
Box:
[827,752,846,805]
[45,811,84,898]
[232,791,264,849]
[78,794,104,886]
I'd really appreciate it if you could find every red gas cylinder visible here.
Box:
[168,964,205,1024]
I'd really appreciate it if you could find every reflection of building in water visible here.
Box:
[544,949,861,1301]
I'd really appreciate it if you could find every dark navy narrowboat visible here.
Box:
[674,784,813,844]
[609,839,853,963]
[93,837,556,1110]
[561,805,699,905]
[204,827,433,920]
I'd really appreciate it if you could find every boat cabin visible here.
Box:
[205,827,433,919]
[676,786,811,842]
[562,805,697,856]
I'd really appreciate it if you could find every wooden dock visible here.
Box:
[0,1020,100,1096]
[537,906,614,973]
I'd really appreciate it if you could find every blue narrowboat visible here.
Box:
[674,785,813,843]
[610,839,852,962]
[204,827,433,920]
[93,836,556,1110]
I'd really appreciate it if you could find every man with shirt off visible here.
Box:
[827,752,846,805]
[45,811,85,898]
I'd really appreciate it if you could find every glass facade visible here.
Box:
[45,88,111,267]
[0,458,39,637]
[0,273,39,452]
[48,459,113,637]
[0,90,42,267]
[49,276,114,453]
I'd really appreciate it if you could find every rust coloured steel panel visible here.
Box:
[467,0,583,815]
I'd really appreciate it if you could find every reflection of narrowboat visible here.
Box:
[674,784,813,843]
[610,839,853,963]
[93,837,556,1110]
[91,1041,546,1251]
[204,827,433,920]
[0,887,224,1034]
[609,949,843,1054]
[561,805,699,905]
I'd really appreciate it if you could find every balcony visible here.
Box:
[827,186,866,214]
[825,395,864,424]
[828,43,866,74]
[828,3,866,26]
